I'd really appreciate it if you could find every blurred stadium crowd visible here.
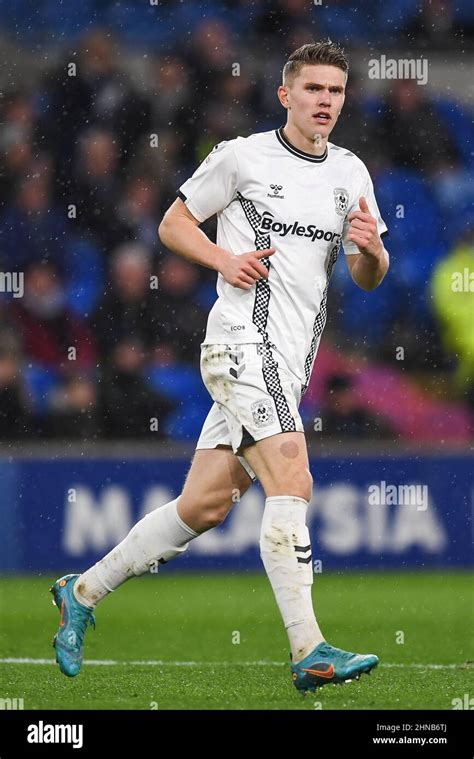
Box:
[0,0,473,442]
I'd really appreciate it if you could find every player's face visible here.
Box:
[282,64,346,141]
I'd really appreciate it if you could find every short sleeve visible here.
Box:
[342,165,388,255]
[177,140,239,223]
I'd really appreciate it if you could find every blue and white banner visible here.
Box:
[0,455,472,572]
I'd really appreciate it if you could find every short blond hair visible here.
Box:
[283,40,349,87]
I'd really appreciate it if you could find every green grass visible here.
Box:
[0,571,472,710]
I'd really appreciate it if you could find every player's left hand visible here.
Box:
[347,197,383,258]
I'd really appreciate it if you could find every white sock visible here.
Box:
[260,495,325,663]
[73,497,198,608]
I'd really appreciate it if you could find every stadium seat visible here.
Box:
[64,239,104,319]
[104,1,178,47]
[162,401,212,441]
[375,169,446,288]
[432,100,474,168]
[147,364,209,405]
[317,2,377,42]
[194,281,218,311]
[374,0,418,35]
[22,363,60,415]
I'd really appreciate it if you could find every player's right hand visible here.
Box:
[218,248,276,290]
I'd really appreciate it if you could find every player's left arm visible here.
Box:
[344,197,389,291]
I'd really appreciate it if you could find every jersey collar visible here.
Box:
[275,126,328,163]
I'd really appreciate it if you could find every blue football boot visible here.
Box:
[50,574,96,677]
[291,641,379,693]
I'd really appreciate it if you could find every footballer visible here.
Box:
[50,40,389,694]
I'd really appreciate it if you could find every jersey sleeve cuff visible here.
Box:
[176,190,207,223]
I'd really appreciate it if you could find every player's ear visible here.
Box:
[277,85,289,108]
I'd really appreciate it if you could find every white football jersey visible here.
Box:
[178,127,388,393]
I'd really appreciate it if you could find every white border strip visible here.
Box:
[0,658,465,669]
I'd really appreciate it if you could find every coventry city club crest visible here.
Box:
[251,399,275,428]
[333,187,349,216]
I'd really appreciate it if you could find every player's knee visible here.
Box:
[302,468,313,501]
[199,504,231,530]
[290,467,313,502]
[200,481,250,529]
[267,466,313,502]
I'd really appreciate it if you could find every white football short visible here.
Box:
[195,342,305,482]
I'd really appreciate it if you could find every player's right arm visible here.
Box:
[158,198,275,290]
[159,139,275,290]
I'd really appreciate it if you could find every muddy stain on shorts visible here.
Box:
[201,345,234,405]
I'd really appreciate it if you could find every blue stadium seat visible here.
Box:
[333,267,401,346]
[23,364,60,415]
[453,0,474,21]
[431,100,474,167]
[0,0,96,42]
[162,401,211,441]
[317,0,386,43]
[104,1,177,47]
[146,364,209,405]
[168,1,224,27]
[0,0,43,40]
[333,167,449,339]
[375,0,418,34]
[64,239,104,319]
[40,0,97,38]
[375,169,446,288]
[147,363,211,441]
[194,281,218,311]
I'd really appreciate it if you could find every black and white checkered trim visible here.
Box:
[237,192,296,434]
[301,241,341,397]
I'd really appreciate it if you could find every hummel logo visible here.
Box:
[229,364,245,379]
[268,184,284,199]
[229,349,244,364]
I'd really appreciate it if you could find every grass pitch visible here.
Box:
[0,570,472,710]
